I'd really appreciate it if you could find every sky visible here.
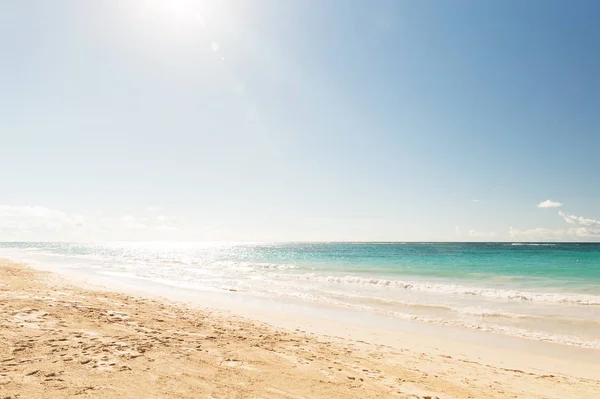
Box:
[1,0,599,242]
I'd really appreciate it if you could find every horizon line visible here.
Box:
[1,240,599,244]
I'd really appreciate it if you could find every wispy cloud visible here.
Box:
[146,206,162,212]
[509,210,600,241]
[508,226,600,241]
[454,226,461,237]
[508,226,562,241]
[537,200,563,208]
[118,215,147,230]
[0,205,85,229]
[558,211,600,227]
[468,229,497,238]
[0,204,232,241]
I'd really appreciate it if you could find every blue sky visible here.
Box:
[1,0,599,241]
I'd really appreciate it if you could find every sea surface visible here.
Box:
[2,242,600,348]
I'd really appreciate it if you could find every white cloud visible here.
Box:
[509,211,600,241]
[0,205,85,236]
[472,199,480,203]
[454,226,461,237]
[537,200,563,208]
[509,227,561,241]
[211,42,219,51]
[508,226,600,241]
[468,229,497,238]
[0,204,233,241]
[154,225,180,233]
[118,215,147,230]
[558,211,600,227]
[146,206,162,212]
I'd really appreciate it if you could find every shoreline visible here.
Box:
[1,258,600,398]
[3,244,600,353]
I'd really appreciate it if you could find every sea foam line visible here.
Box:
[289,274,600,305]
[317,290,531,319]
[260,289,600,349]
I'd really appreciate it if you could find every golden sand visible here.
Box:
[0,259,598,398]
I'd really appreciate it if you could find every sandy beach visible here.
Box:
[1,259,599,399]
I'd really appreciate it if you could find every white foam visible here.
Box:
[456,306,528,318]
[256,289,600,349]
[318,291,530,318]
[509,243,556,246]
[212,261,298,271]
[290,274,600,305]
[400,312,600,349]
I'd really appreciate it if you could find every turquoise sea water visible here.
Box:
[1,242,600,348]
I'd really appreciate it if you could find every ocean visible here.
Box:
[1,241,600,349]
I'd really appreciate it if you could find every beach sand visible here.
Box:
[1,259,599,399]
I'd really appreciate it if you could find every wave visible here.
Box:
[508,243,556,246]
[396,311,600,349]
[206,261,298,271]
[456,306,528,318]
[317,290,530,318]
[257,289,600,349]
[290,274,600,305]
[1,248,300,273]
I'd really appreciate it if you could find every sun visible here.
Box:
[117,0,234,55]
[158,0,193,20]
[118,0,216,44]
[144,0,197,24]
[119,0,233,35]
